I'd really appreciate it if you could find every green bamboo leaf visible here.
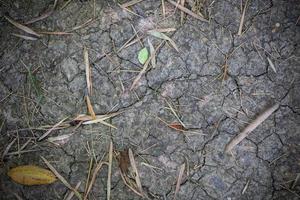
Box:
[137,47,149,64]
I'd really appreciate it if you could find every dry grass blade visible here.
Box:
[225,103,279,153]
[238,0,249,36]
[180,0,186,25]
[71,18,94,31]
[25,0,58,24]
[128,149,144,195]
[38,117,68,141]
[82,112,121,128]
[153,28,176,32]
[84,47,92,96]
[107,141,113,200]
[166,0,208,22]
[267,57,277,73]
[85,95,96,119]
[162,0,166,17]
[84,161,106,199]
[121,0,143,8]
[292,173,300,189]
[4,16,41,37]
[2,138,17,160]
[11,33,38,40]
[38,31,72,35]
[65,181,81,200]
[41,156,82,200]
[174,163,185,200]
[165,99,186,128]
[130,42,163,90]
[147,30,178,51]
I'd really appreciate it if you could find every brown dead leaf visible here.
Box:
[118,149,130,174]
[8,165,57,186]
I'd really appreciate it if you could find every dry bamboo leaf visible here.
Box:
[11,33,38,40]
[38,117,69,141]
[168,122,185,131]
[84,47,92,96]
[148,30,179,52]
[41,156,82,200]
[174,163,185,200]
[85,95,96,119]
[72,114,93,122]
[107,141,113,200]
[4,16,41,37]
[7,165,57,186]
[118,149,130,174]
[225,103,279,153]
[128,149,144,195]
[47,133,73,146]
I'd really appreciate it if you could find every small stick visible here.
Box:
[225,103,279,153]
[38,117,68,141]
[166,0,208,22]
[238,0,249,36]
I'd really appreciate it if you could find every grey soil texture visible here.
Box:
[0,0,299,199]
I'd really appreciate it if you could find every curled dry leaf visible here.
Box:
[8,165,57,186]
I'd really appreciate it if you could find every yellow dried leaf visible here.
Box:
[8,165,57,185]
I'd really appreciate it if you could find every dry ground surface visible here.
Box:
[0,0,299,199]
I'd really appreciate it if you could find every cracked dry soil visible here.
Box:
[0,0,299,199]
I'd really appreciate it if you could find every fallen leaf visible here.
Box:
[8,165,57,185]
[138,47,149,64]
